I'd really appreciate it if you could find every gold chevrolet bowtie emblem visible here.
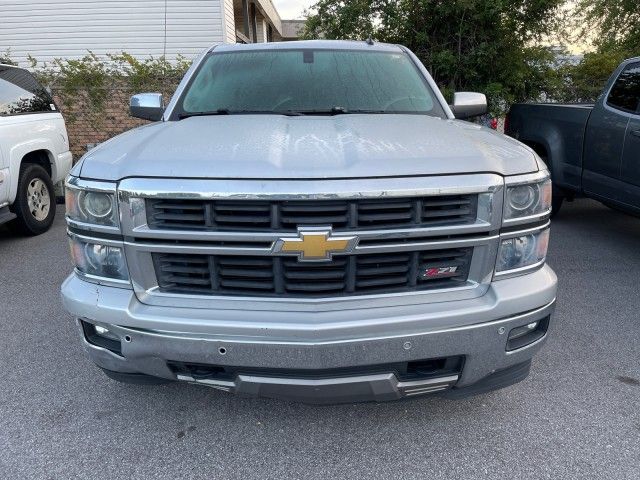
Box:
[274,228,358,261]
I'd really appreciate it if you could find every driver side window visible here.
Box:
[607,62,640,114]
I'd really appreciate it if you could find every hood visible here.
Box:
[78,115,539,181]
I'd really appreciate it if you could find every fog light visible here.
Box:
[508,322,539,340]
[81,320,122,356]
[506,317,549,351]
[94,325,119,341]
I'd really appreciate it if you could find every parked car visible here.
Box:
[61,40,557,404]
[506,57,640,215]
[0,64,72,234]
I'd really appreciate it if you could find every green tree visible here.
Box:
[577,0,639,57]
[556,49,628,103]
[301,0,567,114]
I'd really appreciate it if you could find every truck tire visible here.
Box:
[10,163,56,235]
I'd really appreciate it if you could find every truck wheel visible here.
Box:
[10,164,56,235]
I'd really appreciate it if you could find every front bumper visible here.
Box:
[61,265,557,403]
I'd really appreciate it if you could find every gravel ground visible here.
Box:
[0,199,639,479]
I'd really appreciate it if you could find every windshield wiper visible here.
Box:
[280,107,348,116]
[179,109,231,119]
[279,107,393,116]
[180,109,307,119]
[179,107,390,119]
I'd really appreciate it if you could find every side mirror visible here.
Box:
[130,93,164,121]
[450,92,487,119]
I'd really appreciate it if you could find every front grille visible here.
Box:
[146,195,478,232]
[152,248,473,297]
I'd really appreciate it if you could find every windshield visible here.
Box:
[176,49,446,117]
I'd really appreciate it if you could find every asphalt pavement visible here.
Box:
[0,199,639,479]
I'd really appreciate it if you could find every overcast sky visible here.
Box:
[272,0,315,19]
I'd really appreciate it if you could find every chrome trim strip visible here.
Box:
[66,175,118,193]
[69,230,126,248]
[502,209,551,228]
[123,233,497,256]
[73,269,132,289]
[118,174,503,200]
[494,259,546,280]
[175,372,460,398]
[504,170,550,186]
[127,219,495,242]
[67,218,121,235]
[498,221,550,240]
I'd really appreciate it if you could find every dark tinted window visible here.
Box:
[607,62,640,114]
[0,66,55,116]
[178,49,446,118]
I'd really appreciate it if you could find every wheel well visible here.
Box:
[21,150,52,178]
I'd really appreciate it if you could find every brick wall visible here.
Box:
[52,86,177,160]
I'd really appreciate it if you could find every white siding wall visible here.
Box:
[222,0,236,43]
[0,0,226,66]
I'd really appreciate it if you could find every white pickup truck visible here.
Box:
[0,64,72,235]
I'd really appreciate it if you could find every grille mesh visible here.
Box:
[152,248,473,297]
[146,195,478,232]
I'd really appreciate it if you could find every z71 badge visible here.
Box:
[421,266,460,279]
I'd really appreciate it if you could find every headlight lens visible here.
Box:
[496,228,550,273]
[504,178,552,220]
[65,184,118,227]
[69,236,129,281]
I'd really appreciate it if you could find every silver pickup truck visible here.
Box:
[61,41,557,404]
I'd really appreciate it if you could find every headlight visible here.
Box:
[65,179,119,228]
[496,228,550,274]
[69,236,129,281]
[504,177,552,222]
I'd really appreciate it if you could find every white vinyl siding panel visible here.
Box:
[222,0,236,43]
[0,0,224,66]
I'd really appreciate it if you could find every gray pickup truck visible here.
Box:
[506,57,640,215]
[61,40,557,404]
